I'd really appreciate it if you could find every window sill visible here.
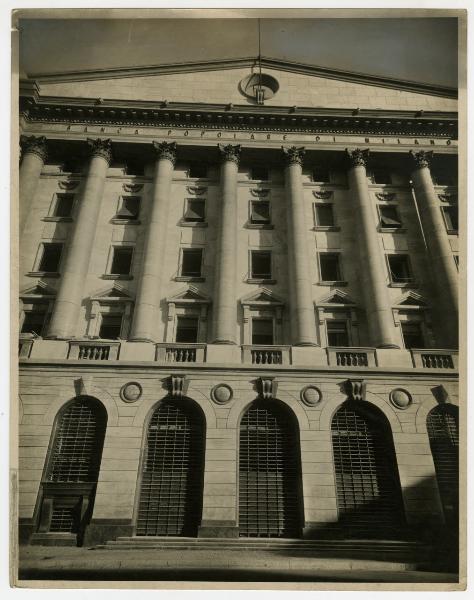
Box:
[42,216,73,223]
[245,223,274,230]
[102,274,133,280]
[389,281,417,288]
[175,276,205,282]
[378,227,406,233]
[27,271,60,278]
[446,229,458,235]
[317,280,348,286]
[179,221,208,228]
[247,278,276,285]
[110,218,141,225]
[313,226,340,232]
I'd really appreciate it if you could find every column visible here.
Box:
[282,146,318,346]
[346,148,399,348]
[19,135,48,234]
[130,141,176,341]
[212,144,240,344]
[409,150,458,348]
[47,138,112,338]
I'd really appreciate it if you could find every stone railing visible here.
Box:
[68,341,121,361]
[327,347,377,368]
[411,349,458,369]
[242,346,291,366]
[155,343,206,363]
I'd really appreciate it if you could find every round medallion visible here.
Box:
[389,388,412,410]
[211,384,233,405]
[300,385,322,407]
[120,382,142,403]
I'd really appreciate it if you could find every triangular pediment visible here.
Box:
[395,291,428,307]
[90,284,132,300]
[316,290,355,306]
[20,281,56,296]
[240,288,284,306]
[167,285,210,304]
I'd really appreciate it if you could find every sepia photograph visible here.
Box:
[11,7,466,590]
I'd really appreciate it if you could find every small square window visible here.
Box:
[252,318,274,345]
[314,204,335,227]
[387,255,413,284]
[110,247,133,275]
[379,205,402,229]
[312,167,330,183]
[38,243,62,273]
[184,199,206,222]
[116,196,140,220]
[251,167,269,181]
[250,201,271,224]
[319,253,341,281]
[327,320,349,347]
[53,194,74,218]
[251,251,272,279]
[181,249,203,277]
[99,315,123,339]
[371,169,392,184]
[189,164,208,179]
[21,306,48,336]
[401,322,424,349]
[175,316,199,343]
[441,206,458,233]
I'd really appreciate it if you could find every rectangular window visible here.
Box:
[53,193,74,218]
[181,248,203,277]
[116,196,140,220]
[175,316,199,343]
[125,160,144,176]
[314,204,335,227]
[251,167,269,181]
[250,200,271,224]
[319,253,342,281]
[387,255,413,284]
[371,169,392,184]
[251,251,272,279]
[432,171,456,186]
[184,199,206,222]
[21,307,48,336]
[379,205,402,229]
[401,322,424,349]
[99,315,123,339]
[38,243,62,273]
[312,167,330,183]
[441,206,458,233]
[189,164,208,178]
[252,318,274,345]
[110,247,133,275]
[327,320,349,347]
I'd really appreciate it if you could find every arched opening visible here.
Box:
[427,404,459,526]
[36,396,107,545]
[136,397,205,537]
[238,398,302,538]
[331,400,404,538]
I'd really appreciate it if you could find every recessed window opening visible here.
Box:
[320,253,341,281]
[371,169,392,184]
[99,315,123,339]
[184,199,205,222]
[110,247,133,275]
[432,171,457,186]
[250,201,270,224]
[315,204,335,227]
[387,255,412,283]
[442,206,458,232]
[401,322,424,349]
[189,164,207,179]
[117,196,140,220]
[251,251,272,279]
[252,318,274,345]
[21,306,48,336]
[251,167,269,181]
[327,320,349,347]
[54,194,74,218]
[312,167,330,183]
[181,249,203,277]
[175,316,199,343]
[125,160,145,176]
[379,205,402,229]
[38,243,62,273]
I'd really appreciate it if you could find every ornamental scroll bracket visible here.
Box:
[344,378,366,402]
[167,374,187,398]
[257,377,278,401]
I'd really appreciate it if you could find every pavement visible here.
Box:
[15,545,460,585]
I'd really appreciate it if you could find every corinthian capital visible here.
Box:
[282,146,305,166]
[345,148,370,168]
[152,141,177,164]
[20,135,48,162]
[218,143,241,164]
[87,138,113,164]
[409,150,433,170]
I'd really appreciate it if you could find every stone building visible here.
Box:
[17,57,459,557]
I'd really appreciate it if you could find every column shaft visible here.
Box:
[19,136,47,234]
[283,146,318,346]
[212,144,240,344]
[47,139,112,339]
[347,149,398,348]
[130,142,176,341]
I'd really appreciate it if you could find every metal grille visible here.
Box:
[49,504,78,533]
[331,401,404,536]
[239,399,301,538]
[427,405,459,524]
[136,399,204,537]
[47,399,107,483]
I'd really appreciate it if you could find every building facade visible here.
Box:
[17,58,459,553]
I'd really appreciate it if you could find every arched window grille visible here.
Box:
[331,401,404,537]
[239,399,302,538]
[136,398,205,537]
[427,404,459,525]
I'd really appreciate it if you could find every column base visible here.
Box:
[198,521,239,538]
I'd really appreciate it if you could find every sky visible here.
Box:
[18,16,458,88]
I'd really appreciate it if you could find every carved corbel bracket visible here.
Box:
[344,378,366,401]
[74,376,94,398]
[431,384,450,404]
[168,374,187,398]
[258,377,277,401]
